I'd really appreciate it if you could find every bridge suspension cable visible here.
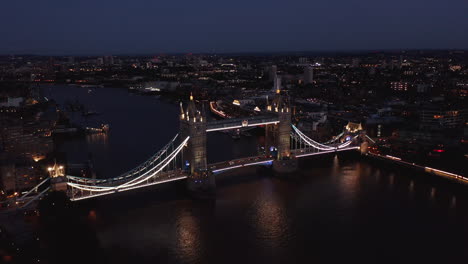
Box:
[20,187,51,208]
[67,136,190,193]
[291,125,337,150]
[291,124,357,151]
[322,132,344,144]
[17,177,50,201]
[67,134,180,185]
[365,135,376,143]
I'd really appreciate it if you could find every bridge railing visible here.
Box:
[209,155,272,170]
[206,115,279,132]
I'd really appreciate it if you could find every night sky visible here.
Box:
[1,0,467,55]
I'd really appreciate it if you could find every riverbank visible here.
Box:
[366,152,467,185]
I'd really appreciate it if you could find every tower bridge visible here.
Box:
[16,92,367,205]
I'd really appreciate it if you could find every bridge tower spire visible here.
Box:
[179,95,215,197]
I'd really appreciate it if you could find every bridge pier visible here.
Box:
[186,169,216,198]
[272,159,298,175]
[50,176,68,192]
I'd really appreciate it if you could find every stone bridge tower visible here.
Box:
[179,95,215,197]
[267,89,292,159]
[267,89,298,174]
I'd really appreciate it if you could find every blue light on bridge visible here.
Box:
[345,136,351,141]
[270,146,278,157]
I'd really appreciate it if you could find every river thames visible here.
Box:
[34,85,468,264]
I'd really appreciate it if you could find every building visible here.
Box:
[269,65,277,81]
[303,65,314,84]
[0,163,15,194]
[0,124,53,159]
[273,76,282,92]
[104,56,114,65]
[0,158,45,194]
[390,81,409,91]
[351,58,361,68]
[0,97,23,108]
[298,57,309,64]
[420,106,466,130]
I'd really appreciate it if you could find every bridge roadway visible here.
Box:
[209,145,359,173]
[206,115,279,132]
[68,146,359,201]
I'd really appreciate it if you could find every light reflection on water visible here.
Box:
[430,187,436,200]
[338,161,361,203]
[175,208,203,263]
[250,180,290,250]
[86,133,109,145]
[451,196,457,208]
[389,173,395,187]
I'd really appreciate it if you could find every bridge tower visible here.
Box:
[179,95,215,197]
[267,89,298,174]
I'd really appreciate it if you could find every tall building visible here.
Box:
[303,65,314,84]
[97,57,104,65]
[269,65,277,81]
[298,57,309,64]
[273,76,282,92]
[67,56,75,65]
[351,58,361,68]
[104,56,114,65]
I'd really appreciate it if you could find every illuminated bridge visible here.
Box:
[16,93,367,205]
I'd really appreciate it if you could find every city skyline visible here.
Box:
[1,0,467,55]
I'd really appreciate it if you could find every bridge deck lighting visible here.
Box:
[385,155,401,161]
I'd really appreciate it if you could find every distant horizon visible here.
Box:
[2,0,467,57]
[1,48,467,57]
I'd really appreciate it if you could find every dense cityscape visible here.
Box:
[1,50,467,262]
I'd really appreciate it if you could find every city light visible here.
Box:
[385,155,402,161]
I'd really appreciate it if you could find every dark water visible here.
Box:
[36,85,468,264]
[43,85,259,177]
